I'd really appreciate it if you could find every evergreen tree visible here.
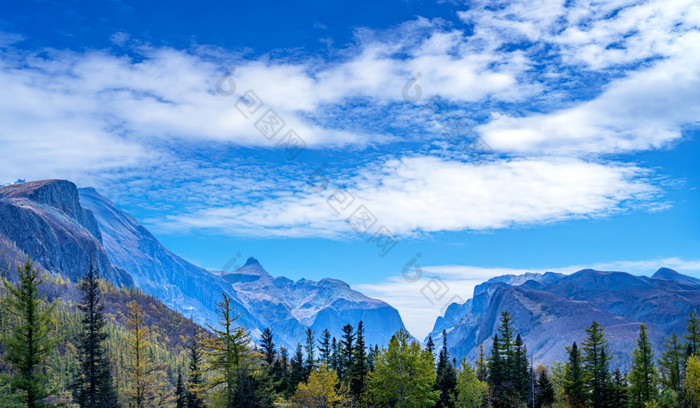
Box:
[330,337,339,374]
[288,344,305,396]
[175,370,185,408]
[350,321,369,401]
[611,369,629,408]
[628,324,657,408]
[454,360,487,408]
[318,329,331,366]
[475,344,487,382]
[563,342,587,408]
[426,336,435,362]
[435,330,457,408]
[2,260,57,408]
[340,324,355,381]
[686,311,700,357]
[304,328,316,377]
[658,332,683,393]
[368,329,440,407]
[582,321,612,408]
[231,365,274,408]
[260,327,276,367]
[488,334,505,408]
[73,264,119,408]
[535,369,555,408]
[186,325,205,408]
[513,334,530,400]
[203,292,251,406]
[488,310,523,408]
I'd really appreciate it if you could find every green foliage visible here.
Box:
[435,330,457,408]
[582,321,612,408]
[628,324,657,408]
[454,360,487,408]
[350,320,368,401]
[368,329,439,408]
[2,260,57,407]
[535,368,555,408]
[487,310,528,408]
[686,311,700,358]
[658,332,683,393]
[563,342,587,408]
[684,355,700,408]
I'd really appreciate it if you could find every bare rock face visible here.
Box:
[0,180,131,286]
[429,268,700,370]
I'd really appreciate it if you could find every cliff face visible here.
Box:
[429,269,700,370]
[0,180,131,286]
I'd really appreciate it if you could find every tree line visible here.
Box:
[2,259,700,407]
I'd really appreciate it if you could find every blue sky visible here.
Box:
[1,0,699,337]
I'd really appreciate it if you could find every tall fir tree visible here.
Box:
[426,336,436,362]
[686,311,700,358]
[318,329,331,366]
[611,369,629,408]
[488,333,505,408]
[340,324,355,381]
[563,342,587,408]
[73,264,119,408]
[435,330,457,408]
[628,324,657,408]
[175,369,185,408]
[582,321,612,408]
[186,324,205,408]
[513,334,530,400]
[260,327,276,367]
[330,337,339,374]
[2,260,57,408]
[658,332,683,393]
[535,369,555,408]
[350,321,368,401]
[288,344,305,396]
[304,328,316,377]
[476,344,488,382]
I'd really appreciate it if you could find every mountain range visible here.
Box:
[0,179,407,349]
[428,268,700,369]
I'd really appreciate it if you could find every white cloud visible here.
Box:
[160,155,662,237]
[357,257,700,339]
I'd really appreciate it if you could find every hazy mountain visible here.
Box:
[429,269,700,370]
[216,257,407,347]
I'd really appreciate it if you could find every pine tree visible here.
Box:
[628,324,657,408]
[350,321,368,400]
[426,336,435,362]
[260,327,276,367]
[186,325,205,408]
[73,264,119,408]
[488,333,505,408]
[658,332,683,393]
[488,310,522,408]
[231,365,274,408]
[435,330,457,408]
[535,369,555,408]
[582,321,612,408]
[563,342,587,408]
[330,337,339,374]
[340,324,355,381]
[304,328,316,377]
[203,292,251,406]
[513,333,530,400]
[175,370,185,408]
[476,344,488,382]
[687,311,700,358]
[288,344,305,396]
[611,369,628,408]
[318,329,331,366]
[2,260,57,408]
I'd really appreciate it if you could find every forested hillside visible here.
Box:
[2,259,700,408]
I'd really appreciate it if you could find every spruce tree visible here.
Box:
[563,342,587,408]
[304,328,316,377]
[288,344,305,396]
[318,329,331,366]
[686,311,700,358]
[535,369,555,408]
[628,324,657,408]
[260,327,276,366]
[330,337,339,374]
[426,336,435,362]
[2,260,57,408]
[582,321,612,408]
[350,321,368,400]
[476,344,488,382]
[175,370,185,408]
[611,369,629,408]
[658,332,683,393]
[340,324,355,381]
[73,264,119,408]
[186,325,205,408]
[488,334,505,408]
[513,334,530,400]
[435,330,457,408]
